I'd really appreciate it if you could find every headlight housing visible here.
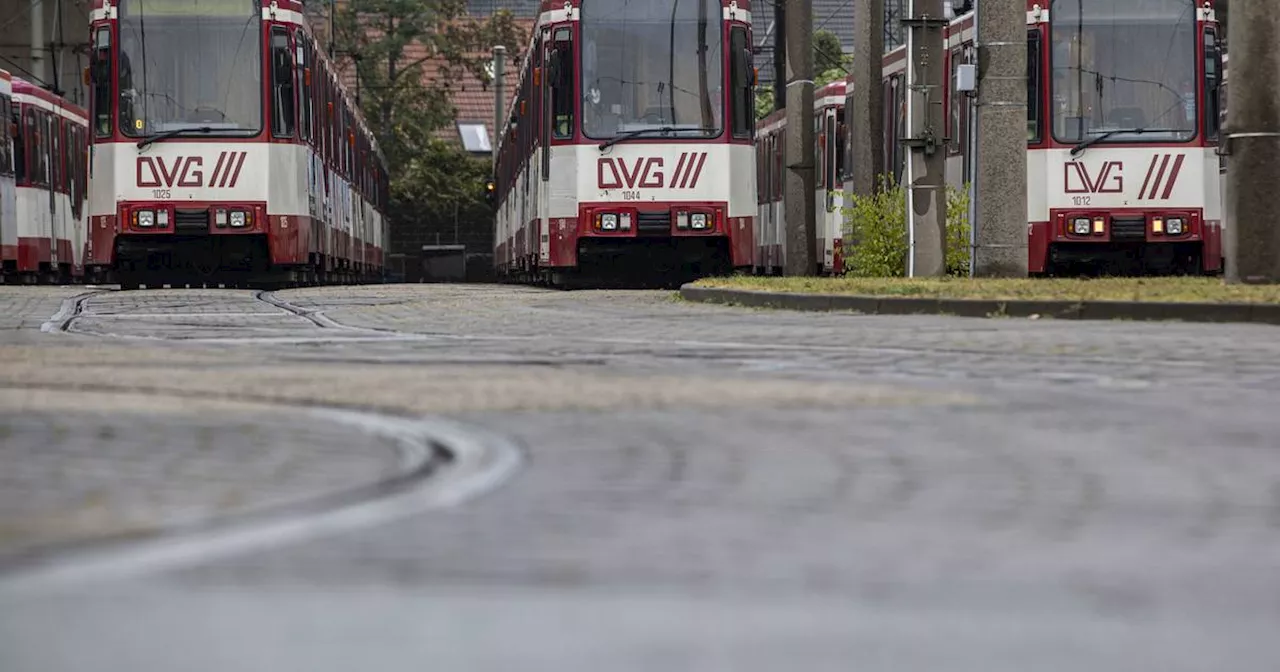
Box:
[214,209,229,228]
[229,210,248,228]
[156,210,170,227]
[690,213,709,230]
[1072,217,1091,235]
[135,209,155,228]
[1166,218,1184,235]
[597,213,618,231]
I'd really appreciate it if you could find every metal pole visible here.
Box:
[904,0,947,277]
[783,0,816,276]
[30,0,46,85]
[1226,0,1280,283]
[493,45,506,173]
[967,0,980,277]
[773,0,786,112]
[329,0,336,59]
[851,0,885,198]
[972,0,1028,277]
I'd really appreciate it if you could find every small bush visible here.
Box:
[841,174,971,277]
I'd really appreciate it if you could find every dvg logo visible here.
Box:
[597,152,709,190]
[1063,160,1124,194]
[136,151,248,189]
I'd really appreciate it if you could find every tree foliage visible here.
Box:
[755,30,851,120]
[328,0,526,249]
[841,174,972,277]
[813,30,844,75]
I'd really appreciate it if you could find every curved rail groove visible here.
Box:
[0,391,522,593]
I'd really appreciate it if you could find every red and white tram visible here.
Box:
[491,0,758,286]
[817,0,1223,277]
[1,71,91,284]
[0,70,12,277]
[756,80,847,275]
[86,0,390,289]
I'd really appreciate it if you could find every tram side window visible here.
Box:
[70,127,84,217]
[12,105,24,182]
[842,89,854,181]
[549,28,573,140]
[1027,29,1042,144]
[24,109,41,186]
[92,27,112,137]
[0,95,11,176]
[816,116,825,189]
[730,27,753,139]
[835,117,846,183]
[54,120,65,193]
[1204,28,1222,141]
[298,34,312,143]
[272,28,296,138]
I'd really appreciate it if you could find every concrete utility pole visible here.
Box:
[783,0,816,276]
[492,45,506,167]
[972,0,1028,277]
[903,0,947,276]
[1225,0,1280,283]
[30,0,47,85]
[773,1,786,112]
[850,0,886,197]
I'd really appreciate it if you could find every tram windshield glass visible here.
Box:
[580,0,724,140]
[116,0,262,136]
[1051,0,1198,144]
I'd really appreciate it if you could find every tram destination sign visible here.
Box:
[119,0,258,17]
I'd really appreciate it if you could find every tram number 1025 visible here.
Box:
[153,189,172,200]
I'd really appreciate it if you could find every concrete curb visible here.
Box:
[679,285,1280,326]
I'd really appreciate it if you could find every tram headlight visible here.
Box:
[690,213,710,230]
[156,210,169,227]
[134,209,155,228]
[214,209,229,228]
[596,213,618,231]
[1166,218,1184,235]
[1072,217,1091,235]
[229,210,248,228]
[619,212,632,231]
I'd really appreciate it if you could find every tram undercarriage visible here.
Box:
[504,236,734,290]
[113,234,376,290]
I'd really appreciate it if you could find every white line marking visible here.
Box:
[0,411,522,594]
[77,312,296,319]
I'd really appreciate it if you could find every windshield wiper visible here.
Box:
[137,126,214,151]
[1070,127,1181,157]
[598,126,715,151]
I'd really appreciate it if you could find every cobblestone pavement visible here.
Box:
[2,285,1280,671]
[0,388,410,566]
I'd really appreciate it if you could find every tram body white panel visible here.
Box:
[15,187,50,255]
[0,73,10,261]
[498,141,752,270]
[90,141,346,220]
[1033,148,1215,215]
[0,177,14,255]
[820,188,843,272]
[268,143,309,218]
